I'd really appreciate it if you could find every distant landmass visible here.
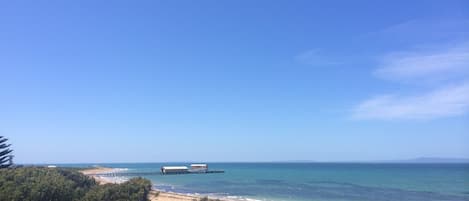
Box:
[387,157,469,163]
[278,157,469,163]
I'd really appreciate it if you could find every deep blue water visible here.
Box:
[58,163,469,201]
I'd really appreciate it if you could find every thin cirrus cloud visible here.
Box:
[353,83,469,120]
[353,43,469,120]
[368,19,469,44]
[374,44,469,82]
[295,49,340,66]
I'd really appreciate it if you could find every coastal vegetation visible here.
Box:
[0,136,13,168]
[0,167,152,201]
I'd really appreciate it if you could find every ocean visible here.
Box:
[62,163,469,201]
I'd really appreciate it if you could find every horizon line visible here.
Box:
[18,158,469,165]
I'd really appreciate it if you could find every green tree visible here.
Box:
[82,177,152,201]
[0,167,152,201]
[0,136,13,168]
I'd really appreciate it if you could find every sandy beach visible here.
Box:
[80,167,216,201]
[80,167,115,184]
[80,167,129,184]
[149,191,205,201]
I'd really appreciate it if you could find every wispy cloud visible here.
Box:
[295,49,339,66]
[374,44,469,82]
[353,42,469,120]
[368,19,469,44]
[378,19,469,37]
[353,83,469,120]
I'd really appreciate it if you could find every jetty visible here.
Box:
[91,164,224,177]
[161,163,224,175]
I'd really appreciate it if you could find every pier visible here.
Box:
[92,170,224,177]
[160,163,224,175]
[92,164,224,176]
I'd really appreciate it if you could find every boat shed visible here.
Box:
[161,166,189,174]
[189,164,208,173]
[190,164,208,169]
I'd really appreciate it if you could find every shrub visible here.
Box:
[0,167,152,201]
[82,177,152,201]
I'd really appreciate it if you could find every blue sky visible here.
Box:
[1,0,468,163]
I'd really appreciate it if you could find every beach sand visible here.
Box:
[149,191,203,201]
[80,167,128,184]
[80,167,215,201]
[80,167,115,184]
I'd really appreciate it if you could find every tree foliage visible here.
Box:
[0,136,13,168]
[82,178,152,201]
[0,167,152,201]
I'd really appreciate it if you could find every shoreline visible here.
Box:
[80,167,127,184]
[80,167,223,201]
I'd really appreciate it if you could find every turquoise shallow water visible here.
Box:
[61,163,469,201]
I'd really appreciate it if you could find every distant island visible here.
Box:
[396,157,469,163]
[276,157,469,163]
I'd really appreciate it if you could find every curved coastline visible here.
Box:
[81,167,240,201]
